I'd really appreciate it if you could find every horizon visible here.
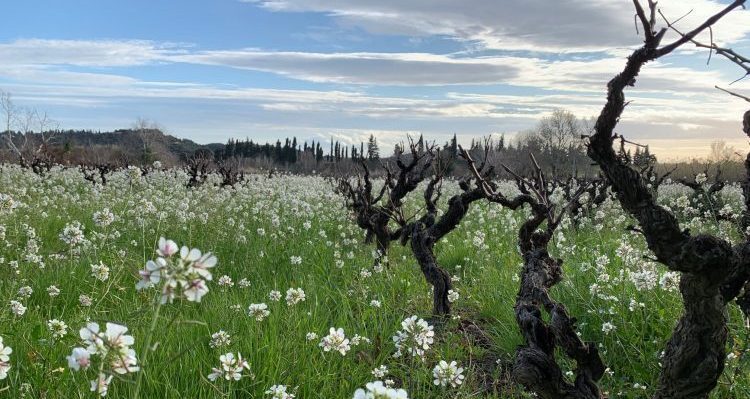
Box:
[1,0,750,161]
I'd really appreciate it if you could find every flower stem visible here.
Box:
[133,296,162,399]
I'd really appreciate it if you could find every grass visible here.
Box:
[0,165,748,398]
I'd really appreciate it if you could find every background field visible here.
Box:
[0,166,748,398]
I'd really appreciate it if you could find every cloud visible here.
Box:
[244,0,750,52]
[0,39,182,67]
[174,50,520,85]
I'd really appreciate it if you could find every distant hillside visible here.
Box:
[1,128,222,166]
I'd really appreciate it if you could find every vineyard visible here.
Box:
[1,1,750,398]
[0,163,748,398]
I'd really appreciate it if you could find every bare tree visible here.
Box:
[1,89,23,163]
[218,158,244,188]
[709,140,738,164]
[464,149,603,398]
[133,117,160,165]
[186,150,212,188]
[586,1,749,398]
[335,136,433,259]
[537,109,583,154]
[399,143,493,315]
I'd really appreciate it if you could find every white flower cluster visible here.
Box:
[0,336,11,380]
[209,330,232,348]
[285,288,306,306]
[47,319,69,340]
[393,316,434,359]
[320,327,351,356]
[265,384,296,398]
[353,381,408,399]
[208,352,252,382]
[93,208,115,227]
[432,360,465,388]
[248,303,271,321]
[59,221,86,247]
[0,193,18,213]
[67,322,139,397]
[136,237,217,303]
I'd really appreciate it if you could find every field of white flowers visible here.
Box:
[0,164,749,398]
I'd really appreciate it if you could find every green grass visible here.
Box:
[0,166,748,398]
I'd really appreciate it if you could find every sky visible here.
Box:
[1,0,749,160]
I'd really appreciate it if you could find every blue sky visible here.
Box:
[1,0,749,159]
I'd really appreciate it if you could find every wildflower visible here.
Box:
[266,385,296,398]
[66,347,91,371]
[59,221,85,247]
[432,360,465,388]
[269,290,282,302]
[90,262,110,282]
[351,335,370,346]
[238,278,251,288]
[695,173,708,185]
[628,299,645,312]
[209,330,232,349]
[248,303,270,321]
[70,322,138,397]
[90,373,113,397]
[10,300,26,316]
[353,381,408,399]
[208,352,251,381]
[47,285,61,297]
[93,209,115,227]
[659,271,680,292]
[218,275,234,287]
[0,336,11,380]
[79,294,93,307]
[630,269,658,291]
[370,300,382,308]
[319,327,351,356]
[0,194,18,213]
[290,256,302,265]
[17,286,33,299]
[285,288,306,306]
[78,322,139,374]
[602,322,616,335]
[47,319,69,340]
[135,237,217,303]
[372,365,388,378]
[447,289,459,303]
[306,332,319,341]
[393,316,434,359]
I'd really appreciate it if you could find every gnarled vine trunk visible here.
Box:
[410,222,452,315]
[586,2,748,397]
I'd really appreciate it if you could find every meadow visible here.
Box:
[0,164,749,398]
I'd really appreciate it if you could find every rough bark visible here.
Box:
[404,164,488,315]
[586,2,747,397]
[410,221,453,315]
[335,138,433,261]
[463,149,604,398]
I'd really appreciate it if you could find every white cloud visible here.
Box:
[174,50,520,85]
[245,0,750,52]
[0,39,182,67]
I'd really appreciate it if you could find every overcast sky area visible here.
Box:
[1,0,750,160]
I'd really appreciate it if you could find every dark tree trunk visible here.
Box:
[372,213,391,258]
[410,223,452,315]
[512,220,604,399]
[585,3,748,396]
[654,271,728,399]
